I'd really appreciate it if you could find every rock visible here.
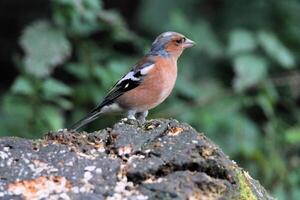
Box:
[0,119,274,200]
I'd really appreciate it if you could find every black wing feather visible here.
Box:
[92,61,154,111]
[93,77,141,111]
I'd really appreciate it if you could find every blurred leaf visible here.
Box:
[41,106,64,130]
[98,10,134,41]
[286,168,300,200]
[84,0,102,9]
[228,29,257,55]
[53,0,102,35]
[285,127,300,144]
[56,97,73,110]
[170,12,223,57]
[94,66,114,87]
[257,31,295,68]
[233,54,268,92]
[73,82,103,105]
[2,95,33,120]
[191,22,223,58]
[232,116,261,156]
[42,78,72,98]
[77,41,104,62]
[176,76,201,98]
[137,0,188,33]
[176,77,223,100]
[196,97,260,156]
[273,185,287,200]
[263,81,279,103]
[256,94,275,118]
[11,77,34,95]
[65,63,90,80]
[168,11,192,35]
[0,113,28,137]
[20,20,71,78]
[197,97,241,132]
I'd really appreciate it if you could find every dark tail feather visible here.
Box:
[69,110,102,131]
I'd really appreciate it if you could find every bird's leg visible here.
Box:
[126,110,137,120]
[120,110,138,124]
[136,110,148,124]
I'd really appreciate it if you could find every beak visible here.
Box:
[183,38,195,48]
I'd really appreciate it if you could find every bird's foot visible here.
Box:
[136,111,148,125]
[121,110,148,126]
[120,117,139,125]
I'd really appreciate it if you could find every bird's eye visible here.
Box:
[175,37,186,44]
[175,39,181,44]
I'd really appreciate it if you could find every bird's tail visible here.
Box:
[69,110,102,131]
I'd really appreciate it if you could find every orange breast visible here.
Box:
[117,58,177,112]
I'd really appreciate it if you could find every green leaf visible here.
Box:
[137,0,184,33]
[233,54,268,92]
[42,78,72,98]
[56,97,73,110]
[65,63,90,80]
[2,95,33,122]
[285,127,300,144]
[41,106,64,130]
[53,0,102,36]
[257,31,295,68]
[193,21,223,58]
[84,0,102,10]
[256,94,275,118]
[228,29,257,55]
[98,10,133,41]
[20,20,71,78]
[233,116,261,156]
[192,97,260,156]
[11,77,34,95]
[170,12,223,57]
[176,77,222,99]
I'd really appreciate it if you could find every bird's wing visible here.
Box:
[70,60,155,131]
[92,60,155,112]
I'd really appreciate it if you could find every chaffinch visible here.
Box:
[70,31,195,130]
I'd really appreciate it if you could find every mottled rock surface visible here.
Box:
[0,119,273,200]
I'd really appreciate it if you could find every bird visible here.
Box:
[70,31,195,131]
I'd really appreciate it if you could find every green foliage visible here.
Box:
[0,0,300,199]
[258,31,295,69]
[228,29,257,55]
[233,54,268,92]
[20,20,71,77]
[285,127,300,144]
[52,0,103,35]
[11,77,35,95]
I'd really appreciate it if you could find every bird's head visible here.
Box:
[150,31,195,58]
